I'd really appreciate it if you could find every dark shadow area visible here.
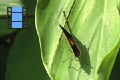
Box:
[21,0,36,15]
[73,36,92,75]
[21,0,50,12]
[117,3,120,15]
[0,30,19,80]
[109,49,120,80]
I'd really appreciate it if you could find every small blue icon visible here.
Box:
[12,13,22,21]
[12,7,22,12]
[12,22,22,28]
[7,7,27,29]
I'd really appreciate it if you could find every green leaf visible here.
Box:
[36,0,120,80]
